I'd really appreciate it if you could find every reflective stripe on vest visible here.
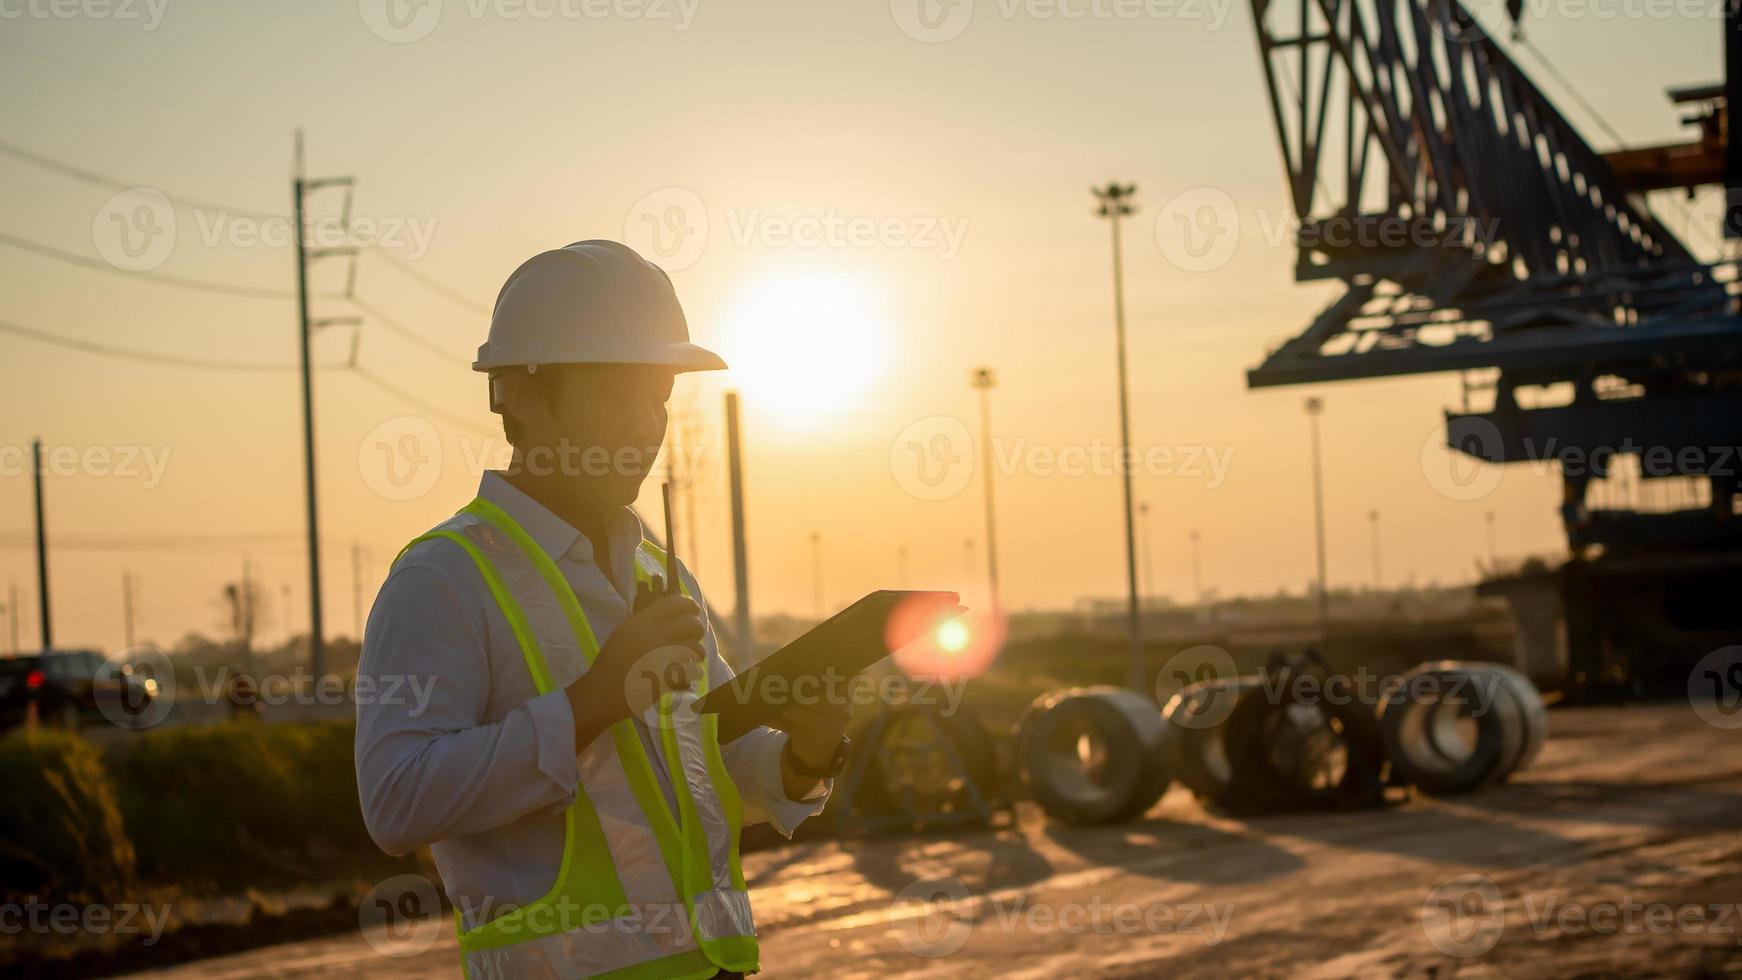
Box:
[398,499,757,980]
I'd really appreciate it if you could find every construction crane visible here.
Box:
[1244,0,1742,695]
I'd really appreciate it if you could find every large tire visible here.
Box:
[1161,677,1260,810]
[1018,687,1169,825]
[1480,662,1548,781]
[1379,662,1511,794]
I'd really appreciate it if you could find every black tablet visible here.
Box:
[699,590,964,737]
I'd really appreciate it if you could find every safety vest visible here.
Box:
[399,497,758,980]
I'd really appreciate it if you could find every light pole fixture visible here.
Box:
[1092,182,1145,693]
[1305,396,1329,631]
[971,367,1002,609]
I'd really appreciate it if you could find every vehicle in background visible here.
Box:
[0,650,159,732]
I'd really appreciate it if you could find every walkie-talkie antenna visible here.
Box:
[661,482,678,592]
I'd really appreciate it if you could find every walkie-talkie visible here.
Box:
[635,482,693,692]
[636,482,680,608]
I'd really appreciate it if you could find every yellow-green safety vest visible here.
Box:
[399,497,758,980]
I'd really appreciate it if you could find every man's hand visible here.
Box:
[567,593,705,752]
[773,699,852,801]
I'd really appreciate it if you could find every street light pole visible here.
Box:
[971,367,1001,609]
[1305,396,1329,631]
[1093,182,1145,693]
[1368,509,1382,588]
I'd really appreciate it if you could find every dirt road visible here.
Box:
[126,704,1742,978]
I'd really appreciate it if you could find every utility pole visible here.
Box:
[1189,528,1203,604]
[351,540,364,642]
[31,438,51,651]
[1368,509,1383,588]
[970,367,1001,609]
[809,531,823,619]
[292,130,357,681]
[122,569,135,648]
[725,392,752,660]
[1093,182,1144,692]
[1137,502,1153,607]
[1305,397,1329,630]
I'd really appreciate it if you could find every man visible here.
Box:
[355,240,852,979]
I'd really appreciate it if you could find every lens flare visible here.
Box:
[887,594,1007,681]
[936,618,971,654]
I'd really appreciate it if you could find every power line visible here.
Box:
[0,315,322,373]
[348,363,499,438]
[351,293,473,366]
[371,248,491,315]
[0,136,494,313]
[0,136,281,222]
[0,227,297,300]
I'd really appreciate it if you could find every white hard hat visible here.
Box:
[473,240,726,373]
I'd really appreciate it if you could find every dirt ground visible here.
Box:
[121,703,1742,979]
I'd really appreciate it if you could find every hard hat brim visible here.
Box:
[472,340,728,374]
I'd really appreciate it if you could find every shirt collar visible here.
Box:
[477,471,643,564]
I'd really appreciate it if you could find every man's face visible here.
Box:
[511,363,675,508]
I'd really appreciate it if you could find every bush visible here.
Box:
[0,728,136,902]
[106,719,378,889]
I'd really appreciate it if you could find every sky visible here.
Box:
[0,0,1727,653]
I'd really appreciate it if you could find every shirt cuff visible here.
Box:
[762,732,832,837]
[527,689,581,795]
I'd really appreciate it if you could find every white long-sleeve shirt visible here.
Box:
[354,472,826,922]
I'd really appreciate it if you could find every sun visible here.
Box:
[715,269,888,426]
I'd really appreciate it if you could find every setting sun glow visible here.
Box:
[716,269,888,426]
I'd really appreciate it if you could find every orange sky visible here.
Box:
[0,3,1727,651]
